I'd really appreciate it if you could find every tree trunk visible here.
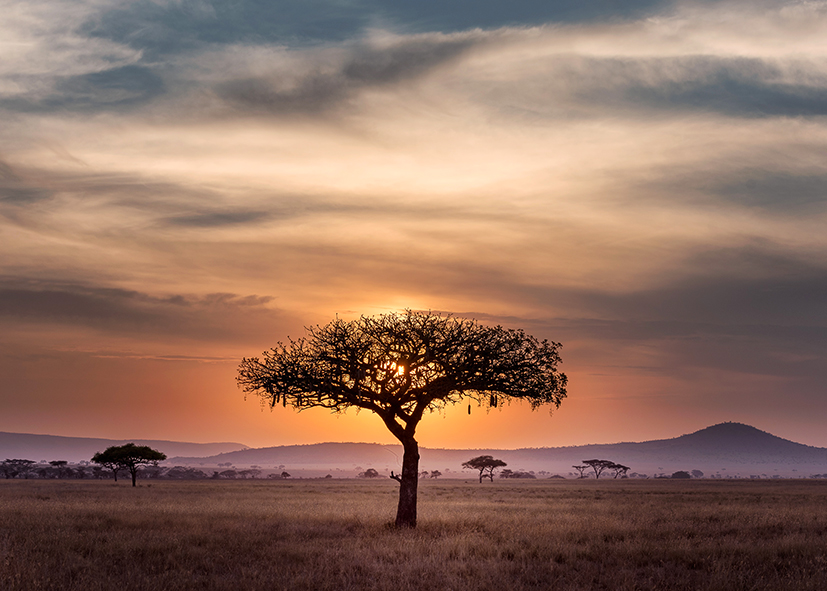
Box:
[395,438,419,528]
[131,468,137,487]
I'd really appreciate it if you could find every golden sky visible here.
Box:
[2,0,826,449]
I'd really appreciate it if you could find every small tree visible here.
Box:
[238,311,566,528]
[609,462,630,479]
[359,468,380,478]
[572,465,588,479]
[462,455,507,483]
[691,470,704,479]
[92,444,166,487]
[429,470,442,479]
[583,459,614,480]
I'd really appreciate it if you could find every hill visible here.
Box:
[168,423,827,478]
[0,432,247,463]
[4,423,824,478]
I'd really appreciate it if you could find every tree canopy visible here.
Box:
[91,443,167,487]
[237,310,567,527]
[462,455,507,483]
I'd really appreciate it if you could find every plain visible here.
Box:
[2,478,827,590]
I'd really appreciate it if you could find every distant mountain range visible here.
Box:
[3,423,825,478]
[0,432,247,463]
[173,422,827,478]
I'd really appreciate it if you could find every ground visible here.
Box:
[2,478,827,590]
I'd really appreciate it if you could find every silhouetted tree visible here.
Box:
[609,462,630,479]
[238,311,566,528]
[583,459,614,480]
[671,471,691,479]
[91,444,167,487]
[462,455,507,483]
[359,468,380,478]
[0,459,35,479]
[281,471,291,479]
[501,470,536,479]
[691,470,704,479]
[49,460,70,478]
[430,470,442,479]
[573,465,588,479]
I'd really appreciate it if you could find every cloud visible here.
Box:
[0,277,283,344]
[76,0,672,62]
[164,209,271,228]
[214,32,481,115]
[0,160,53,204]
[1,65,165,113]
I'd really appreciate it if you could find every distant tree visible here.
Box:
[48,460,70,478]
[420,471,430,479]
[583,459,614,480]
[501,469,535,479]
[91,444,167,487]
[572,465,588,479]
[219,469,238,479]
[238,311,566,528]
[325,474,333,479]
[281,471,291,479]
[608,462,630,479]
[671,471,691,479]
[359,468,381,478]
[691,470,704,479]
[0,459,35,479]
[462,455,507,483]
[429,470,442,479]
[164,466,207,479]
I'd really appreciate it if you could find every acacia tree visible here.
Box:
[462,455,507,483]
[583,459,614,480]
[609,462,630,479]
[572,465,588,479]
[237,311,567,528]
[92,444,167,487]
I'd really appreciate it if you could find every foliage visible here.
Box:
[462,455,507,483]
[359,468,381,478]
[671,471,692,479]
[500,469,536,479]
[0,459,35,479]
[582,459,615,480]
[91,443,167,487]
[572,465,588,478]
[608,462,630,479]
[237,310,567,527]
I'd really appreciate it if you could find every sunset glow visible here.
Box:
[1,0,826,449]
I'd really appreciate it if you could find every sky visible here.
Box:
[1,0,826,450]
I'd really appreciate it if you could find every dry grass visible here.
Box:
[2,478,827,590]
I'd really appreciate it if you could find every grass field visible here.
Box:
[2,478,827,590]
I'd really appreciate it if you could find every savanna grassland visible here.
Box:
[2,478,827,590]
